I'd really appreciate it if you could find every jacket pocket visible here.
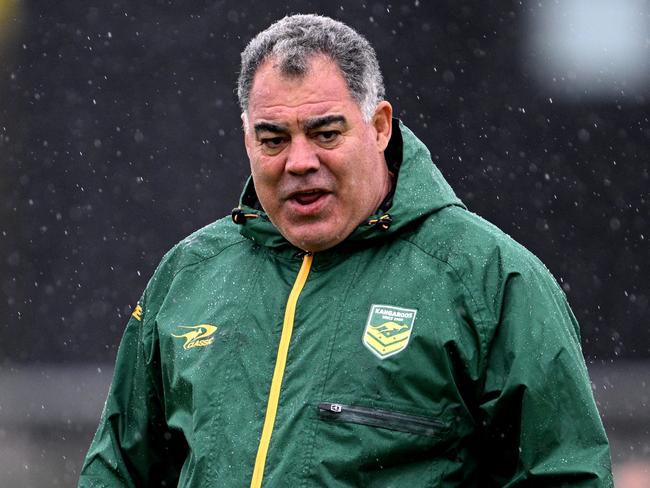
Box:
[318,402,445,437]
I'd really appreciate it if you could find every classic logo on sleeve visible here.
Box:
[363,305,417,359]
[172,324,218,350]
[131,304,143,321]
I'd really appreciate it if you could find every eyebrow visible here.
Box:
[253,121,289,135]
[253,114,347,136]
[304,115,347,131]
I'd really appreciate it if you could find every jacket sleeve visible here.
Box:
[477,260,613,487]
[78,293,186,487]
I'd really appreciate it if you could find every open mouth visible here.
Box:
[292,190,327,205]
[287,189,332,216]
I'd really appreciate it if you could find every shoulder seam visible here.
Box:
[398,235,491,328]
[140,236,249,330]
[168,237,250,282]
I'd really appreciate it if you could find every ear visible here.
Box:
[372,101,393,152]
[241,112,253,159]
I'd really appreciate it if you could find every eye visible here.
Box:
[259,136,288,154]
[261,136,287,148]
[315,131,340,145]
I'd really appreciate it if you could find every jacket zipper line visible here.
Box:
[250,253,313,488]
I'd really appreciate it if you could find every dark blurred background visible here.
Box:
[1,0,648,486]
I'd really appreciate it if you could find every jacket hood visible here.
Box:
[233,120,465,252]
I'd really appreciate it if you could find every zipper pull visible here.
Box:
[320,402,343,413]
[295,250,313,259]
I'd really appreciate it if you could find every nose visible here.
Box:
[285,136,320,175]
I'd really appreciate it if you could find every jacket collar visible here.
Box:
[233,120,465,254]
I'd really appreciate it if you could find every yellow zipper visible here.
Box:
[250,253,313,488]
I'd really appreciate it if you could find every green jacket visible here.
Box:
[79,122,612,487]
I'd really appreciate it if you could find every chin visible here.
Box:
[293,238,329,253]
[280,219,349,252]
[288,233,337,253]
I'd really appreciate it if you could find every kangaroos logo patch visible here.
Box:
[172,324,218,350]
[363,305,417,359]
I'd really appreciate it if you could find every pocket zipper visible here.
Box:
[318,402,444,437]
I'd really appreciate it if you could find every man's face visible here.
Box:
[243,55,393,252]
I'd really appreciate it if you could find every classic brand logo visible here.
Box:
[363,304,417,359]
[131,304,143,322]
[172,324,218,350]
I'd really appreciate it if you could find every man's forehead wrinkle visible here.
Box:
[250,93,347,110]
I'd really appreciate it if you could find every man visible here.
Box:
[79,14,613,487]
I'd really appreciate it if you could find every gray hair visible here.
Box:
[237,14,385,122]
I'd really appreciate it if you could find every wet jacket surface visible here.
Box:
[79,122,613,487]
